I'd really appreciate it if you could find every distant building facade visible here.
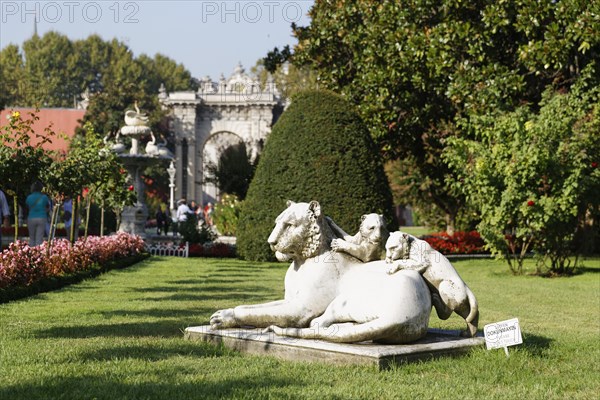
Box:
[0,108,85,152]
[160,63,282,206]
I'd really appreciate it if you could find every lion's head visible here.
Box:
[267,200,330,261]
[359,213,389,245]
[385,231,412,263]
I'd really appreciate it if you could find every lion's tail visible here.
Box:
[465,286,479,335]
[270,319,426,344]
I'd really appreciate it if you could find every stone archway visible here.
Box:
[201,131,245,205]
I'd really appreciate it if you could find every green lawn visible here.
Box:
[1,256,599,399]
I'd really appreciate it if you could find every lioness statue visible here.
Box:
[328,213,389,262]
[210,201,432,344]
[385,231,479,337]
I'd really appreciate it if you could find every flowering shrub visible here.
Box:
[189,242,236,258]
[213,194,242,236]
[0,232,145,290]
[422,231,486,255]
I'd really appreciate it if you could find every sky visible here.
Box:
[0,0,314,80]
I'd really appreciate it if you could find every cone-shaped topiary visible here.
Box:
[237,90,395,261]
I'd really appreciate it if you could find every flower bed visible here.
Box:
[0,232,146,290]
[421,231,487,255]
[189,242,236,258]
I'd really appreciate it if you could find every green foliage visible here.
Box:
[212,194,242,236]
[253,59,318,105]
[445,66,600,274]
[204,142,256,200]
[39,122,135,243]
[0,110,55,239]
[237,90,395,261]
[291,0,600,232]
[0,32,195,115]
[177,214,216,245]
[0,44,24,109]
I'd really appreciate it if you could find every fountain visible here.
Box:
[109,104,173,237]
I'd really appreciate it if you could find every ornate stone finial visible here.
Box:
[233,62,244,75]
[158,83,168,100]
[203,75,215,93]
[218,74,227,93]
[76,88,91,110]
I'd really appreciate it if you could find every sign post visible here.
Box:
[484,318,523,357]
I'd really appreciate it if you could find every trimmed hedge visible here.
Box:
[237,90,395,261]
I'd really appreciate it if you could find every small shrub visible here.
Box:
[177,214,216,244]
[188,242,236,258]
[422,231,486,255]
[213,194,242,236]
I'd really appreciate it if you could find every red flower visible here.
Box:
[128,185,134,191]
[592,162,598,168]
[119,168,126,175]
[527,200,535,207]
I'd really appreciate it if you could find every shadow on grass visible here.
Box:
[574,266,600,274]
[520,333,553,357]
[97,308,214,319]
[79,340,234,362]
[0,375,303,400]
[141,291,274,303]
[34,320,186,339]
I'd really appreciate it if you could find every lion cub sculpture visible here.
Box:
[328,214,389,263]
[385,231,479,337]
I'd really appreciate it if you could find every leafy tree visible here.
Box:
[137,53,198,93]
[290,0,600,233]
[0,44,24,110]
[204,142,257,200]
[263,45,292,73]
[77,80,164,138]
[21,32,82,107]
[0,32,195,115]
[445,65,600,275]
[0,111,54,240]
[237,90,395,261]
[253,59,318,105]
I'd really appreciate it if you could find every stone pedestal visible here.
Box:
[119,203,148,238]
[184,326,485,370]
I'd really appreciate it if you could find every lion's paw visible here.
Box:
[331,238,345,252]
[263,325,285,336]
[209,308,236,329]
[386,264,401,275]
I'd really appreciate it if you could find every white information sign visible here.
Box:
[484,318,523,351]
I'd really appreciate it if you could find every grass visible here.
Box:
[0,256,599,399]
[399,226,435,237]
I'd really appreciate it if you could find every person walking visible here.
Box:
[63,197,80,241]
[0,188,10,249]
[156,205,168,235]
[176,199,192,223]
[25,181,51,247]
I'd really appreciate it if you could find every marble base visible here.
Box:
[184,326,485,369]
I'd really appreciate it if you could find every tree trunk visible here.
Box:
[12,196,18,242]
[445,212,456,236]
[100,202,105,237]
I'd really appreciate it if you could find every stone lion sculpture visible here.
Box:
[385,231,479,337]
[210,201,432,344]
[328,213,389,262]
